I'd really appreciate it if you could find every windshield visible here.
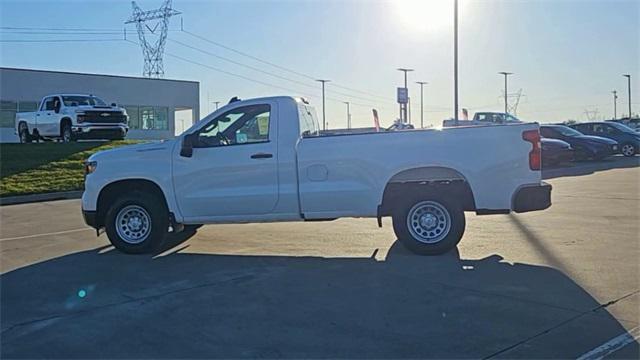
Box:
[607,122,637,134]
[554,125,583,137]
[62,96,107,107]
[504,114,521,123]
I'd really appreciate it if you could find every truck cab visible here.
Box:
[15,94,129,143]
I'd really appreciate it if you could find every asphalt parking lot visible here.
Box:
[1,156,638,359]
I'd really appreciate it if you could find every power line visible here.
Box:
[168,36,392,106]
[181,29,393,102]
[0,38,124,43]
[0,30,122,35]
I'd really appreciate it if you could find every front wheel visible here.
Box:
[61,122,75,142]
[621,143,637,157]
[105,192,168,254]
[392,196,465,255]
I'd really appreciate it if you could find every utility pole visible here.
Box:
[397,68,414,123]
[623,74,632,118]
[343,101,351,129]
[612,90,618,120]
[416,81,428,128]
[316,79,330,130]
[498,72,513,115]
[453,0,459,126]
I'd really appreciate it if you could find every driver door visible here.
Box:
[172,102,279,221]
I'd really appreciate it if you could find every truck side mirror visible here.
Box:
[111,103,117,107]
[180,133,197,158]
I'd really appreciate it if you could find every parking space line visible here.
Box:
[0,228,91,242]
[576,326,640,360]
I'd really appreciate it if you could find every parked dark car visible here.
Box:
[608,118,640,132]
[540,125,618,160]
[571,122,640,157]
[541,138,573,167]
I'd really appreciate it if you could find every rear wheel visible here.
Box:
[392,195,465,255]
[105,192,168,254]
[621,143,637,157]
[18,123,31,144]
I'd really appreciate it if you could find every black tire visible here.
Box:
[61,122,75,142]
[105,191,168,254]
[18,122,31,144]
[392,195,465,255]
[620,143,637,157]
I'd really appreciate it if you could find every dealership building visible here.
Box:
[0,67,200,142]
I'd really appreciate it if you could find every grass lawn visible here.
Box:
[0,141,142,197]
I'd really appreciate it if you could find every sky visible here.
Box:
[0,0,638,129]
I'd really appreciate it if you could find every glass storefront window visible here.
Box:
[0,101,18,128]
[124,106,140,129]
[140,106,168,130]
[154,107,168,130]
[18,101,38,112]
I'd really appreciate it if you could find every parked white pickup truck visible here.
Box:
[15,94,128,143]
[82,96,551,255]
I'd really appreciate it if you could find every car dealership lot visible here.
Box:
[1,157,638,358]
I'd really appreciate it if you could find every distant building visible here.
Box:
[0,67,199,142]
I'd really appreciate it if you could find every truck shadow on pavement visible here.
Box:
[543,155,640,179]
[1,238,637,359]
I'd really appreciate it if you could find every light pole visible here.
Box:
[612,90,618,120]
[316,79,330,130]
[397,68,414,123]
[343,101,351,129]
[453,0,458,126]
[416,81,428,128]
[498,72,513,115]
[623,74,632,118]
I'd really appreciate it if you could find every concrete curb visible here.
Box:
[0,191,83,206]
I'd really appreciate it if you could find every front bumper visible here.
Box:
[72,124,128,139]
[82,209,99,229]
[513,182,552,213]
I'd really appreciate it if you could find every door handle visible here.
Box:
[250,153,273,159]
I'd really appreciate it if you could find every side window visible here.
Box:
[42,97,55,111]
[604,125,618,134]
[540,127,555,138]
[477,114,487,122]
[195,104,270,148]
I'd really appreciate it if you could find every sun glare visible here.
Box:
[392,0,454,34]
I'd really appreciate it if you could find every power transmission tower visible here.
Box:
[583,108,600,121]
[126,0,180,78]
[499,89,525,115]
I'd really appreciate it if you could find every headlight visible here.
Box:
[84,161,97,175]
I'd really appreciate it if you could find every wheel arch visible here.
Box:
[59,117,72,134]
[95,179,169,229]
[378,166,476,218]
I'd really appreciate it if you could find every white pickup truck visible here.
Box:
[82,96,551,255]
[15,94,128,143]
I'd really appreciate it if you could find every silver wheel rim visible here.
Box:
[20,129,27,143]
[406,200,451,244]
[63,127,71,142]
[115,205,151,244]
[622,144,634,156]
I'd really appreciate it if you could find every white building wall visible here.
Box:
[0,67,199,142]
